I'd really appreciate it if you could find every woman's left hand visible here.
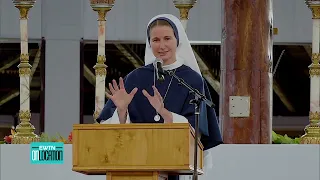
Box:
[142,86,164,113]
[142,86,173,123]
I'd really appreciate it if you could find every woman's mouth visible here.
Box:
[159,51,169,56]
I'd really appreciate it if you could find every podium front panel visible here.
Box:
[72,123,203,175]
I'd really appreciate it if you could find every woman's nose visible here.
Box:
[159,41,166,49]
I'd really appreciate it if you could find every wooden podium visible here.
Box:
[72,123,204,180]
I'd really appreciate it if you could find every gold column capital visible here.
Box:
[90,1,115,21]
[173,0,197,20]
[311,5,320,19]
[93,8,112,21]
[174,4,195,20]
[12,1,36,19]
[305,1,320,19]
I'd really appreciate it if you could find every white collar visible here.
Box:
[162,60,183,71]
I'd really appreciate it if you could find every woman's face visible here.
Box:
[149,25,177,65]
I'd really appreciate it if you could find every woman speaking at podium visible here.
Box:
[97,14,223,180]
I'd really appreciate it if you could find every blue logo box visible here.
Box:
[30,142,64,164]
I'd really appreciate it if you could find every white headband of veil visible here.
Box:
[144,14,201,76]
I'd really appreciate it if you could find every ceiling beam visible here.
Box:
[273,79,295,112]
[0,49,37,73]
[0,90,19,107]
[303,45,312,77]
[83,64,96,86]
[192,48,220,94]
[114,44,143,68]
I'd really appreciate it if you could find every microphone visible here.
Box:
[154,58,165,82]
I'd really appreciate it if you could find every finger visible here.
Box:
[129,87,138,96]
[109,83,115,94]
[112,79,119,91]
[142,89,152,99]
[106,91,112,99]
[119,77,125,89]
[152,86,162,99]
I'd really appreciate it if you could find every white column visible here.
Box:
[310,19,320,116]
[90,2,114,122]
[12,1,39,144]
[19,17,30,114]
[301,2,320,144]
[93,12,107,122]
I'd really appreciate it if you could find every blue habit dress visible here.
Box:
[97,64,223,180]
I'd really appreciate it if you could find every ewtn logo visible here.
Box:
[30,142,64,164]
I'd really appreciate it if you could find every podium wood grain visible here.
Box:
[72,123,203,180]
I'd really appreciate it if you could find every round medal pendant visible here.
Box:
[154,114,161,122]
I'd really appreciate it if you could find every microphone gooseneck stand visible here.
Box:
[162,70,215,180]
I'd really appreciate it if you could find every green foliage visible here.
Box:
[39,133,51,142]
[272,131,301,144]
[0,140,4,144]
[39,132,68,142]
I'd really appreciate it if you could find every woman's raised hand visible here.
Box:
[142,86,173,123]
[142,86,164,113]
[106,77,138,111]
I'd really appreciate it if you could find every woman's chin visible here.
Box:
[160,56,171,63]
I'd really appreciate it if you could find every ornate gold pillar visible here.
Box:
[90,0,115,123]
[301,1,320,144]
[173,0,197,30]
[12,0,39,144]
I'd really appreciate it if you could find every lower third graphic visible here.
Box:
[30,142,64,164]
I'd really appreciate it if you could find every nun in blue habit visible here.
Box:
[97,14,223,180]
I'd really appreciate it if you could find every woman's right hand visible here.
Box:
[106,77,138,112]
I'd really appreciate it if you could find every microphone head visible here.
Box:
[154,58,165,82]
[155,58,163,64]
